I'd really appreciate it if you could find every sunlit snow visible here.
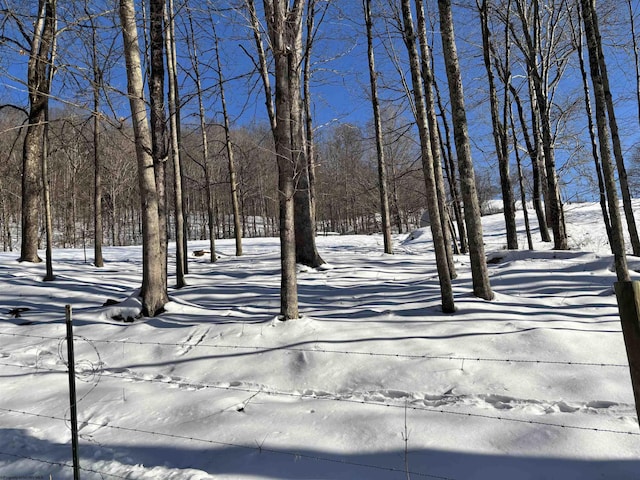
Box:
[1,201,639,479]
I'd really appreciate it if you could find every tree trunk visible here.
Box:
[509,104,534,251]
[304,0,320,237]
[415,0,456,278]
[516,0,567,250]
[213,23,243,257]
[629,0,640,130]
[185,4,217,263]
[401,0,455,313]
[249,0,324,269]
[290,13,324,268]
[479,0,518,250]
[86,1,104,268]
[119,0,168,316]
[434,72,468,253]
[262,0,305,319]
[438,0,493,301]
[165,0,186,288]
[586,0,640,256]
[509,83,550,242]
[20,0,56,263]
[580,0,629,282]
[148,0,168,287]
[42,106,54,281]
[571,8,613,246]
[364,0,393,254]
[42,1,57,281]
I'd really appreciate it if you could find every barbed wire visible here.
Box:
[0,360,65,372]
[101,369,639,436]
[0,407,455,480]
[1,349,637,436]
[0,330,627,368]
[6,358,633,437]
[0,449,129,479]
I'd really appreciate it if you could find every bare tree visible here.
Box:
[400,0,455,312]
[513,0,568,250]
[303,0,322,232]
[83,1,105,267]
[583,0,640,256]
[42,0,57,281]
[432,59,468,254]
[212,20,243,257]
[119,0,168,316]
[569,6,612,246]
[165,0,186,287]
[437,0,493,300]
[247,0,324,269]
[184,2,217,263]
[509,105,534,250]
[261,0,306,319]
[415,0,456,277]
[627,0,640,130]
[148,0,168,288]
[507,78,550,242]
[580,0,630,280]
[290,18,324,268]
[478,0,518,250]
[364,0,393,254]
[19,0,57,263]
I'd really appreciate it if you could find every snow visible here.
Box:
[1,201,639,479]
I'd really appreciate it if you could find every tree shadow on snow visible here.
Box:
[0,428,638,480]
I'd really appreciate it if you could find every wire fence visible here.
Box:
[0,330,629,368]
[0,326,638,479]
[0,406,455,480]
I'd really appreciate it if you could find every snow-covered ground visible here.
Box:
[1,202,639,479]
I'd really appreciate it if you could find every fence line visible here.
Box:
[1,326,638,480]
[0,407,455,480]
[0,330,627,368]
[1,361,637,437]
[101,370,639,436]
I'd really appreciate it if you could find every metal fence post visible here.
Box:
[66,304,80,479]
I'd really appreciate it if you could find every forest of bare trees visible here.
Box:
[1,0,639,317]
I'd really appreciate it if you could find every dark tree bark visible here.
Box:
[303,0,320,239]
[580,0,629,282]
[41,2,56,281]
[84,1,104,268]
[20,0,57,263]
[364,0,393,254]
[165,0,186,287]
[479,0,518,250]
[148,0,168,287]
[213,22,243,257]
[438,0,493,301]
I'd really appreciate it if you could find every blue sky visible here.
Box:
[2,0,640,202]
